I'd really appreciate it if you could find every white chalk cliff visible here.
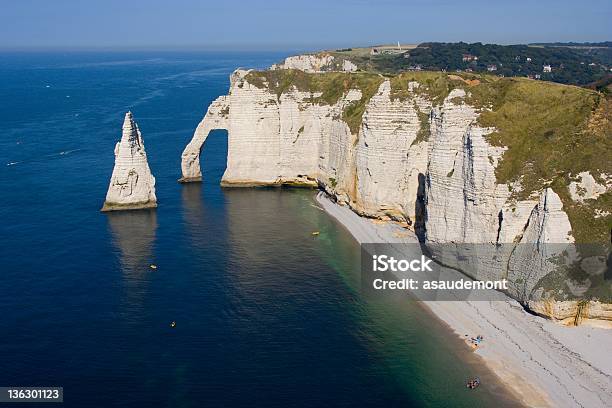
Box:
[271,53,358,73]
[180,69,610,322]
[102,112,157,211]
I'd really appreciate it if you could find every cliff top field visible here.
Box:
[327,42,612,90]
[245,69,612,243]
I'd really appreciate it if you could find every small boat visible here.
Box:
[150,264,157,269]
[466,377,481,389]
[311,231,320,236]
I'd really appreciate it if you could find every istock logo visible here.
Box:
[372,254,434,272]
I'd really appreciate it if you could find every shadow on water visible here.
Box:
[181,128,229,248]
[181,183,206,232]
[106,209,158,315]
[107,209,158,272]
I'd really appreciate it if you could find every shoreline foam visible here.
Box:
[316,191,612,408]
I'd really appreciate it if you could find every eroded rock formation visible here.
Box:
[180,69,611,322]
[102,112,157,211]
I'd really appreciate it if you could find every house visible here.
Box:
[407,64,422,71]
[487,64,498,72]
[370,48,379,55]
[543,65,552,73]
[462,54,478,62]
[535,74,541,79]
[526,57,532,62]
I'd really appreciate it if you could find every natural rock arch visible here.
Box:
[179,96,229,182]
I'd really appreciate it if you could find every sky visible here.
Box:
[1,0,610,50]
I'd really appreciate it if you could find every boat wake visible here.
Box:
[58,149,81,156]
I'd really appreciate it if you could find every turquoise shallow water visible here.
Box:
[0,51,520,407]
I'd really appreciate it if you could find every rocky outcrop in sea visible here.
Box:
[102,112,157,211]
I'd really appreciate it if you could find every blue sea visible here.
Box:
[0,51,520,407]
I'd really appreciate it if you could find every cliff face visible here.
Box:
[180,69,611,322]
[103,112,157,211]
[181,71,430,221]
[271,53,358,73]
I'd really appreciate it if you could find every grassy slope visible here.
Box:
[245,69,611,243]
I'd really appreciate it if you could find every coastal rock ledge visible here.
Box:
[102,112,157,212]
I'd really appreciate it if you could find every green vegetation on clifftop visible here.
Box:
[244,69,611,242]
[475,79,611,242]
[245,70,384,134]
[388,72,611,242]
[331,42,612,87]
